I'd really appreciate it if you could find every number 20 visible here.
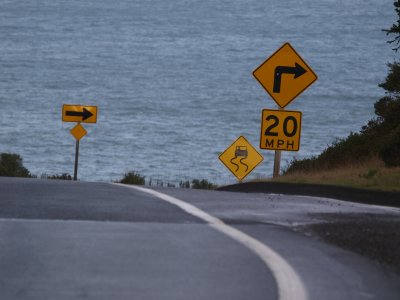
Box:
[264,115,298,137]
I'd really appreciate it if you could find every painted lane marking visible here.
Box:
[114,184,308,300]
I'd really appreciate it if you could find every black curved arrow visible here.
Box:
[273,63,307,93]
[66,108,93,121]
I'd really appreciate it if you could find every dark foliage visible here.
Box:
[379,127,400,167]
[284,2,400,173]
[378,63,400,94]
[179,180,191,188]
[0,153,32,177]
[191,179,217,190]
[43,173,73,180]
[118,171,145,185]
[383,0,400,51]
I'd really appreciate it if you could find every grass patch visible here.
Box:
[41,173,73,180]
[118,171,145,185]
[270,157,400,192]
[191,179,217,190]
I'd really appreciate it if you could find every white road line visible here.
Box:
[115,184,308,300]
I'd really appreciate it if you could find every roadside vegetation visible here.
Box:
[0,153,32,178]
[191,179,217,190]
[118,171,146,185]
[275,157,400,192]
[179,179,217,189]
[41,173,73,180]
[0,157,218,190]
[272,1,400,192]
[0,153,76,180]
[118,171,217,189]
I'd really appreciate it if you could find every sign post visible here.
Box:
[74,140,80,181]
[70,123,87,180]
[253,42,317,177]
[62,105,96,181]
[273,149,281,178]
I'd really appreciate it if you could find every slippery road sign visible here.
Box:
[219,136,263,181]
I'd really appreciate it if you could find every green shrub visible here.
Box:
[41,173,73,180]
[284,131,378,174]
[179,180,191,188]
[0,153,32,177]
[191,179,217,190]
[284,2,400,173]
[118,171,145,185]
[359,169,378,179]
[284,157,319,174]
[379,126,400,167]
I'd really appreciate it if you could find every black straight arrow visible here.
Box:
[66,107,93,121]
[273,63,307,93]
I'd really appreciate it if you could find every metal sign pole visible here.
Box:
[73,140,80,181]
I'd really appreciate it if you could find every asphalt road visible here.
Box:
[0,177,399,300]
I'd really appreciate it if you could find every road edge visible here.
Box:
[216,182,400,207]
[114,183,308,300]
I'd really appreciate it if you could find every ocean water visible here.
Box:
[0,0,396,185]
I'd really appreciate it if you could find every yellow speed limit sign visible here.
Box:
[260,109,302,151]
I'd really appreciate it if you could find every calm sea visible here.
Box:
[0,0,396,185]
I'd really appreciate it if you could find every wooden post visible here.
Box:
[273,150,281,178]
[273,107,284,178]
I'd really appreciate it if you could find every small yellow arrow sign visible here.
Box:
[219,136,263,181]
[62,104,97,123]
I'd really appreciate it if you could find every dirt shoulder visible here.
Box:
[217,182,400,207]
[303,213,400,274]
[217,182,400,274]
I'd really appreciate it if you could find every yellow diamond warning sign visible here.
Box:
[260,109,302,151]
[253,43,317,108]
[219,136,263,181]
[70,123,87,141]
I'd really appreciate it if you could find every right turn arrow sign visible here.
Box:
[253,42,317,108]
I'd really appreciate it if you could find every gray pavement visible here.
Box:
[0,177,399,300]
[0,177,199,223]
[154,187,400,227]
[0,178,275,300]
[151,187,400,300]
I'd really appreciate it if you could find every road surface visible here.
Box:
[0,177,399,300]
